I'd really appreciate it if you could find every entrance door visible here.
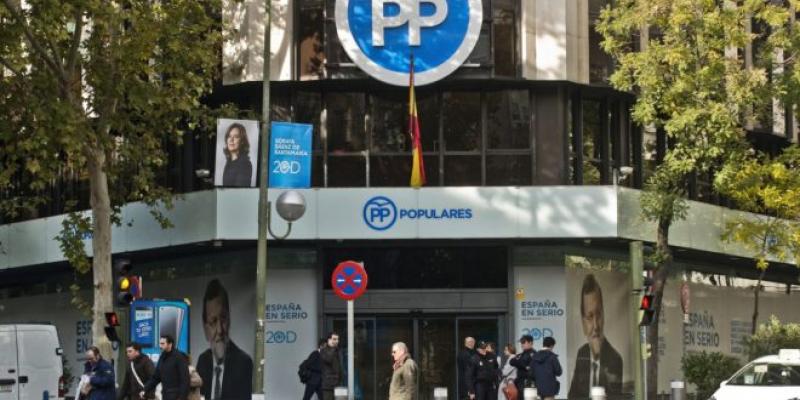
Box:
[331,315,501,400]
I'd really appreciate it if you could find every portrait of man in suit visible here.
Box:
[568,273,623,398]
[197,279,253,400]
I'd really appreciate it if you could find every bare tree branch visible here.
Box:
[0,0,65,80]
[0,56,24,77]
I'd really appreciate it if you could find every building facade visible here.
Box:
[2,1,799,399]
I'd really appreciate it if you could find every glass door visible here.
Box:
[329,315,502,400]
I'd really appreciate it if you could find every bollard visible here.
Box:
[670,380,686,400]
[523,387,538,400]
[433,387,448,400]
[334,386,348,400]
[590,386,606,400]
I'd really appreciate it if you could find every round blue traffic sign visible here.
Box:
[335,0,483,86]
[331,261,369,301]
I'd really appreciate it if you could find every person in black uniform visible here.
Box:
[457,336,477,399]
[302,338,326,400]
[509,334,535,392]
[466,341,499,400]
[141,335,189,400]
[221,122,253,187]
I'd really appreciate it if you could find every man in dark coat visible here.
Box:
[118,343,155,400]
[509,334,535,391]
[302,339,326,400]
[465,341,499,400]
[530,337,562,400]
[197,279,253,400]
[457,336,476,399]
[83,346,116,400]
[142,335,190,400]
[320,332,342,400]
[568,274,623,398]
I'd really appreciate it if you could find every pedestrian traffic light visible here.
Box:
[115,259,140,306]
[639,276,655,326]
[104,312,121,342]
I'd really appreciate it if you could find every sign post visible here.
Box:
[331,261,369,400]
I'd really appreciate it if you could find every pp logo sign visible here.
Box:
[363,196,398,231]
[336,0,483,86]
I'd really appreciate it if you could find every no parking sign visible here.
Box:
[331,260,369,301]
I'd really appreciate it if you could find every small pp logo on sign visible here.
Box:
[336,0,483,86]
[363,196,398,231]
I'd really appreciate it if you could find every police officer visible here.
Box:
[509,334,536,391]
[466,341,499,400]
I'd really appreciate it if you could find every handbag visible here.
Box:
[502,379,518,400]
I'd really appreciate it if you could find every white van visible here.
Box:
[0,324,65,400]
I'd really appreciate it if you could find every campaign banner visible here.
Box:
[268,122,313,188]
[215,119,260,187]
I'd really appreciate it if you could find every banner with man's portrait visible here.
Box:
[566,256,635,399]
[214,119,260,187]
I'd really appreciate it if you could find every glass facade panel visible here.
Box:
[493,0,517,76]
[328,93,366,152]
[583,100,603,184]
[298,0,325,80]
[295,91,323,150]
[370,156,410,187]
[328,155,366,186]
[370,93,407,152]
[443,92,481,151]
[444,156,481,186]
[486,155,531,186]
[487,90,530,149]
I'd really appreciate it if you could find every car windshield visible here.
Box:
[728,362,800,386]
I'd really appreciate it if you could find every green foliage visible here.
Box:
[716,147,800,270]
[0,0,222,216]
[745,316,800,360]
[682,351,742,400]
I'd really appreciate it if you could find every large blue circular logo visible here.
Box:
[336,0,483,86]
[362,196,398,230]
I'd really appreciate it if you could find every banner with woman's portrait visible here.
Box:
[215,119,260,187]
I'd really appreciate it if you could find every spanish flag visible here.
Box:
[409,56,426,187]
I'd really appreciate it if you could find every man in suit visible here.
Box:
[197,279,253,400]
[568,274,623,398]
[457,337,476,399]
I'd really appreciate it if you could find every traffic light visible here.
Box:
[115,259,141,306]
[104,312,121,342]
[639,276,655,326]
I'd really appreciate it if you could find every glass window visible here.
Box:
[370,155,439,187]
[327,93,366,152]
[324,21,351,67]
[323,247,507,289]
[298,0,325,80]
[443,92,480,151]
[493,0,517,76]
[312,155,324,187]
[487,90,530,149]
[444,156,481,186]
[486,155,531,186]
[417,93,439,151]
[294,91,323,150]
[328,155,365,186]
[467,24,492,65]
[582,100,603,184]
[589,0,612,84]
[729,363,800,386]
[370,93,407,152]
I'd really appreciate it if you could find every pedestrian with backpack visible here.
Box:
[301,339,325,400]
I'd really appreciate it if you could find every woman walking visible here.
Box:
[498,344,518,400]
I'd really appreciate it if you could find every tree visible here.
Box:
[716,146,800,334]
[0,0,221,358]
[597,0,786,396]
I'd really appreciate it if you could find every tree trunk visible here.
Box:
[88,149,114,360]
[751,268,766,334]
[646,216,673,399]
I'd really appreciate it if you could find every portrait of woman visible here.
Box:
[221,122,253,187]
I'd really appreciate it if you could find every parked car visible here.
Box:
[0,324,66,400]
[710,349,800,400]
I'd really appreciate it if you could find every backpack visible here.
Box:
[298,357,312,384]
